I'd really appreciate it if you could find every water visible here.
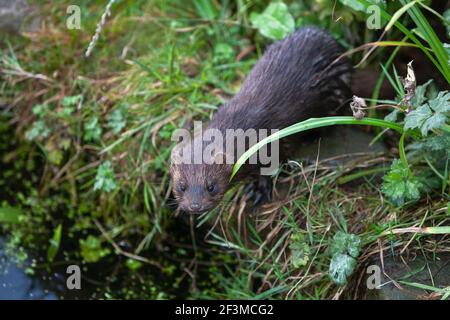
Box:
[0,237,90,300]
[0,238,54,299]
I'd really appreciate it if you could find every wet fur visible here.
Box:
[171,27,352,213]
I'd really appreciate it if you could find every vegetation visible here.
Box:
[0,0,449,299]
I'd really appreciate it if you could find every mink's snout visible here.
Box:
[189,202,201,211]
[181,202,212,214]
[177,193,220,214]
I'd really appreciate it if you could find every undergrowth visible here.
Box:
[0,0,449,299]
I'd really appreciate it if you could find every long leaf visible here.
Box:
[381,226,450,236]
[356,0,449,84]
[385,0,418,31]
[231,116,406,179]
[401,0,450,82]
[47,224,62,263]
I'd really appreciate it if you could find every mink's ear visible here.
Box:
[171,144,184,165]
[212,151,234,165]
[213,152,225,165]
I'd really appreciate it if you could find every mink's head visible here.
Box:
[170,141,232,214]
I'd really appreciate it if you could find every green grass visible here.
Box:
[1,0,449,300]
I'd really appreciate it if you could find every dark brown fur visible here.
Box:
[170,27,352,213]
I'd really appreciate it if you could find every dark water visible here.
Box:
[0,237,92,300]
[0,238,54,299]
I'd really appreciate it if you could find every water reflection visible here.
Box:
[0,237,88,299]
[0,238,59,299]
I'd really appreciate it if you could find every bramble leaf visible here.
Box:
[329,253,357,286]
[429,91,450,113]
[330,231,361,258]
[32,104,50,117]
[26,120,51,141]
[339,0,365,12]
[384,108,400,122]
[328,231,361,286]
[94,161,118,192]
[289,232,310,268]
[213,43,235,64]
[84,117,102,141]
[62,95,82,107]
[412,79,433,106]
[404,105,432,132]
[382,159,422,207]
[409,132,450,152]
[444,9,450,37]
[250,2,295,40]
[80,235,111,263]
[126,258,143,271]
[404,91,450,136]
[107,108,127,134]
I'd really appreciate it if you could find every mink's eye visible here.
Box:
[178,182,186,192]
[206,184,216,194]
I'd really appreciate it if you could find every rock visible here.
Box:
[0,0,41,34]
[363,253,450,300]
[295,126,387,165]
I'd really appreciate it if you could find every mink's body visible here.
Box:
[171,27,352,213]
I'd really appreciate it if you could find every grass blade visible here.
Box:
[357,0,449,83]
[231,116,407,179]
[385,0,418,31]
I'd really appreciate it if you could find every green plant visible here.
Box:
[47,224,62,263]
[79,235,111,263]
[234,1,450,209]
[382,159,422,206]
[84,117,102,142]
[93,161,118,192]
[328,230,361,286]
[250,1,295,40]
[107,106,127,134]
[1,0,449,301]
[353,0,450,84]
[226,0,450,297]
[404,91,450,136]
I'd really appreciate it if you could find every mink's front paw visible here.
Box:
[244,176,273,207]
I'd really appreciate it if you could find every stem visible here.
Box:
[337,167,390,184]
[399,132,410,176]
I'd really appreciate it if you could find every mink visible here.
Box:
[170,27,352,213]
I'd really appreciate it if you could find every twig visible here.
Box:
[94,218,163,270]
[85,0,116,57]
